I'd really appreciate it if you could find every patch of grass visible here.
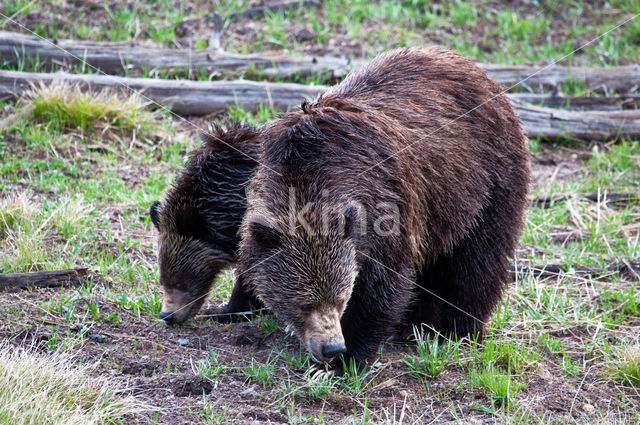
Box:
[226,103,279,126]
[610,345,640,387]
[24,82,156,134]
[468,365,523,408]
[243,355,276,385]
[0,192,93,273]
[402,328,462,379]
[0,344,146,424]
[197,349,227,385]
[338,358,375,395]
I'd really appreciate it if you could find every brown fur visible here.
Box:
[235,47,530,364]
[150,123,262,324]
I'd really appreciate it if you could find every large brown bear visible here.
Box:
[231,47,530,365]
[150,124,262,325]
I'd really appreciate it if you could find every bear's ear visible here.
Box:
[249,221,280,251]
[150,201,161,229]
[199,131,222,151]
[342,205,360,240]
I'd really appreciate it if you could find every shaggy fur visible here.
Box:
[235,46,530,364]
[150,123,262,324]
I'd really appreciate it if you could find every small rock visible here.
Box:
[240,386,258,397]
[70,323,84,332]
[294,28,316,42]
[582,403,595,413]
[88,333,108,343]
[177,338,190,346]
[140,355,150,361]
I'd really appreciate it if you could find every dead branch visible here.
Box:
[0,268,89,292]
[532,192,639,208]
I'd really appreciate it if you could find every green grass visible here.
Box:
[24,83,156,134]
[402,328,463,379]
[611,346,640,387]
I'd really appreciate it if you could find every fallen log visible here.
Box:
[0,30,354,79]
[482,63,640,93]
[0,268,89,292]
[509,93,640,111]
[0,69,325,115]
[2,31,640,92]
[532,192,639,208]
[2,70,640,140]
[510,262,640,281]
[512,101,640,141]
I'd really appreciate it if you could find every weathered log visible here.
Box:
[532,192,639,208]
[512,100,640,141]
[482,63,640,93]
[0,69,325,115]
[2,70,640,140]
[2,31,640,92]
[0,268,89,291]
[509,93,640,111]
[0,30,354,79]
[226,0,322,21]
[510,262,640,281]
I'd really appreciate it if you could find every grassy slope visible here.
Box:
[0,1,639,424]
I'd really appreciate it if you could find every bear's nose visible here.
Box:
[159,311,176,325]
[321,341,346,359]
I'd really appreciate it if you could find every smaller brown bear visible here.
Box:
[150,123,262,325]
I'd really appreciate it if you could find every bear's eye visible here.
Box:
[337,299,348,311]
[250,221,280,251]
[299,304,313,314]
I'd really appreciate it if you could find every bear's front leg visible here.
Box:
[210,274,264,323]
[337,259,415,367]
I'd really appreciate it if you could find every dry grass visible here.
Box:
[0,343,148,425]
[22,82,156,135]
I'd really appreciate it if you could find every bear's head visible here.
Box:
[242,204,361,362]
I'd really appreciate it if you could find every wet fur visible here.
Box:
[150,123,263,323]
[236,47,530,363]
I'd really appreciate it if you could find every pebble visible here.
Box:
[88,333,108,343]
[140,355,150,361]
[177,338,190,346]
[70,323,84,332]
[582,403,595,413]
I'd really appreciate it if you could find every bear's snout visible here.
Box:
[304,309,345,362]
[321,341,346,359]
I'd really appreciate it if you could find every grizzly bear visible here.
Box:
[232,47,530,365]
[150,123,262,325]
